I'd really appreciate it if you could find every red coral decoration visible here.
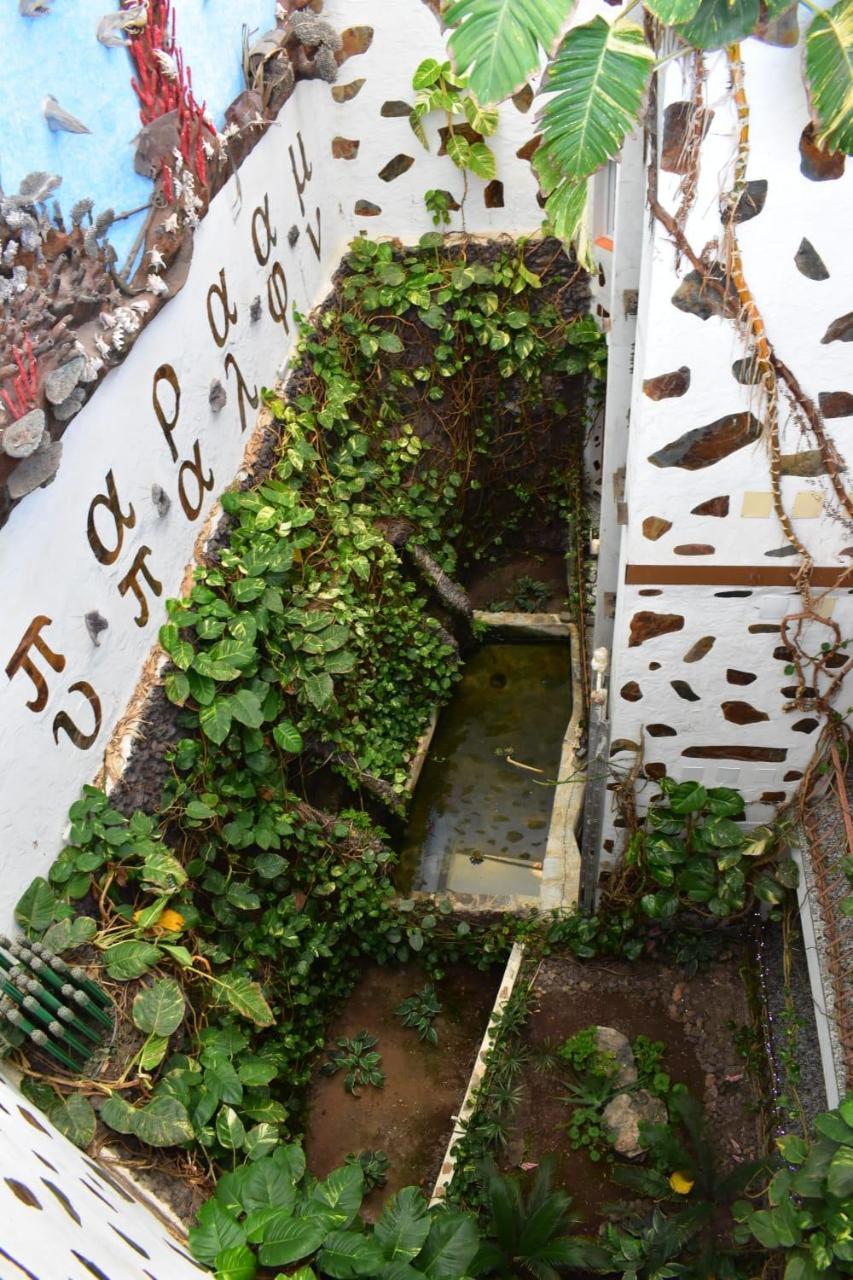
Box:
[1,338,39,422]
[128,0,215,195]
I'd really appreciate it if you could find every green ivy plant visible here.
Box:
[410,57,498,183]
[320,1031,385,1096]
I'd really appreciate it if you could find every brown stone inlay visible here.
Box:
[722,700,769,725]
[484,179,505,208]
[794,238,830,281]
[819,391,853,418]
[691,495,729,517]
[332,79,365,102]
[792,718,819,733]
[648,412,761,471]
[683,636,715,662]
[380,100,412,117]
[727,179,767,224]
[727,669,757,685]
[642,516,672,541]
[629,611,684,647]
[748,624,779,634]
[331,136,360,159]
[760,791,786,804]
[512,84,534,112]
[354,199,381,216]
[645,762,667,780]
[5,1179,41,1209]
[821,312,853,344]
[647,724,677,736]
[784,769,804,782]
[620,681,643,702]
[682,746,787,761]
[671,264,737,321]
[674,544,715,555]
[378,154,415,182]
[516,135,541,162]
[643,367,691,400]
[339,26,374,59]
[800,124,846,181]
[661,101,713,173]
[671,680,700,701]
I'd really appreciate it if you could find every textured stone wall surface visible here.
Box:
[604,31,853,861]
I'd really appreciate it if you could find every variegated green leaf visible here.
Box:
[445,0,576,104]
[805,0,853,155]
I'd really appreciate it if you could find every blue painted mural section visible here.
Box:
[0,0,276,263]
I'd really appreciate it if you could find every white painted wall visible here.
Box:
[0,0,543,935]
[603,31,853,861]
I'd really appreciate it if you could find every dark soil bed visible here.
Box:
[304,962,500,1218]
[465,550,569,613]
[503,951,760,1225]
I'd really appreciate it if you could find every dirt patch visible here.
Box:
[304,962,500,1218]
[503,951,759,1224]
[465,550,568,613]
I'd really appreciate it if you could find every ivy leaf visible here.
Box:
[467,142,497,180]
[244,1124,280,1161]
[141,848,188,893]
[41,916,97,953]
[201,700,234,745]
[273,722,303,753]
[15,877,57,935]
[99,1094,137,1136]
[446,134,471,170]
[413,58,444,90]
[303,673,335,710]
[214,1245,257,1280]
[189,1198,248,1267]
[50,1093,96,1148]
[216,1106,247,1151]
[230,689,264,729]
[378,332,404,354]
[139,1034,170,1072]
[215,974,275,1027]
[164,671,191,706]
[132,978,186,1036]
[104,940,162,981]
[131,1095,194,1146]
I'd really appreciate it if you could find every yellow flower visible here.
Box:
[133,907,185,934]
[669,1171,694,1195]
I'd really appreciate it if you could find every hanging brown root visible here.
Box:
[302,735,404,812]
[377,518,473,622]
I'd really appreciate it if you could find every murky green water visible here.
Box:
[399,642,571,899]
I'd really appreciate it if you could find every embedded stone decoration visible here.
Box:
[727,179,768,224]
[484,180,505,208]
[784,769,804,781]
[794,238,830,280]
[661,101,714,173]
[44,356,85,406]
[208,379,226,413]
[774,646,794,661]
[331,78,365,102]
[683,746,787,761]
[516,135,541,162]
[821,312,853,343]
[512,84,534,113]
[765,544,798,557]
[339,26,375,58]
[620,681,643,701]
[715,590,751,598]
[332,137,360,159]
[595,1027,637,1087]
[674,544,715,555]
[629,612,685,647]
[643,367,691,399]
[727,669,757,685]
[748,624,779,634]
[671,680,700,701]
[1,408,46,459]
[819,392,853,418]
[671,265,737,321]
[378,154,415,181]
[603,1090,667,1159]
[779,450,831,476]
[380,100,412,117]
[761,791,786,803]
[732,357,761,384]
[691,495,729,517]
[649,661,662,670]
[7,441,62,498]
[648,413,761,471]
[722,700,769,725]
[647,724,677,736]
[792,718,819,733]
[354,199,382,216]
[645,762,666,780]
[799,125,846,181]
[683,635,715,662]
[639,589,663,596]
[642,515,672,540]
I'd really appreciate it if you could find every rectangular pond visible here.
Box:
[399,641,572,900]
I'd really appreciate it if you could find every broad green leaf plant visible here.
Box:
[442,0,853,246]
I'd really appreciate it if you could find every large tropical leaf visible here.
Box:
[415,1211,480,1279]
[644,0,702,23]
[374,1187,431,1262]
[673,0,760,48]
[805,0,853,155]
[536,17,653,184]
[445,0,576,104]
